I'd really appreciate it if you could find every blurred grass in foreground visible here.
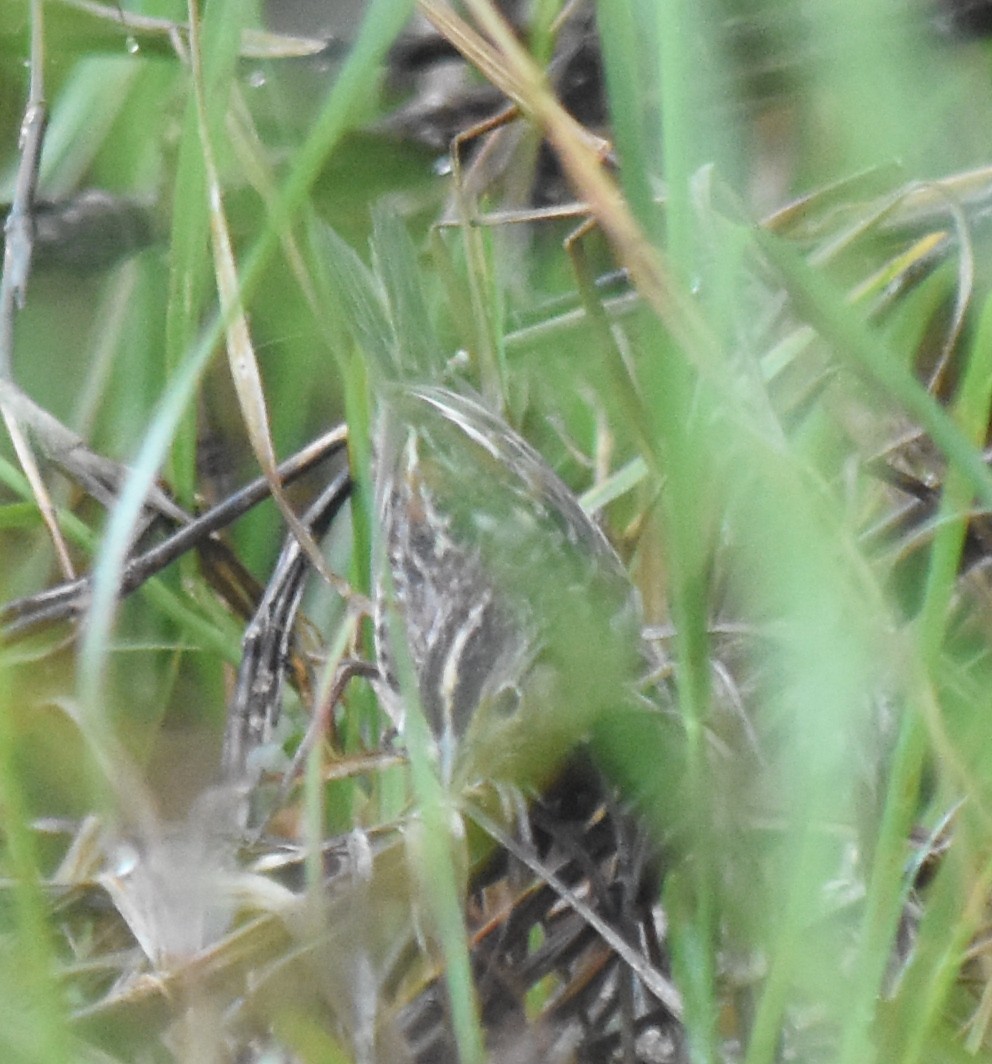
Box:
[3,0,992,1061]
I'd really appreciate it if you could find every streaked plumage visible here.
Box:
[372,384,645,785]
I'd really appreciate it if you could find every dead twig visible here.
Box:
[0,1,77,578]
[1,425,348,641]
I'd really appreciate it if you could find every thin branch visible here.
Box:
[0,0,46,350]
[1,425,348,641]
[222,469,354,781]
[0,0,77,578]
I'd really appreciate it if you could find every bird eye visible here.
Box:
[491,683,522,719]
